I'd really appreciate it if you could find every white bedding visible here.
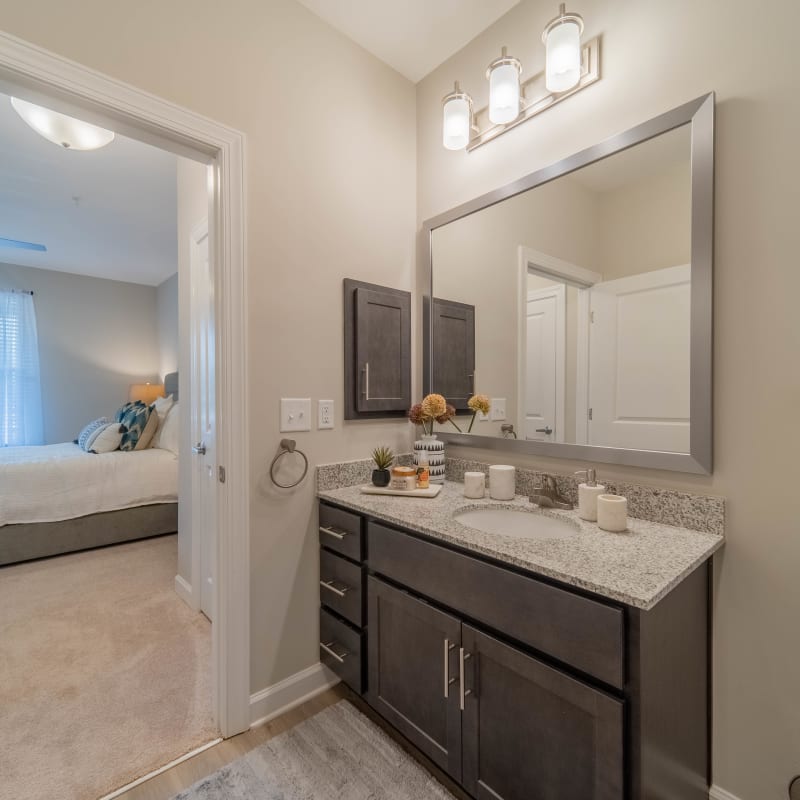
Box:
[0,443,178,527]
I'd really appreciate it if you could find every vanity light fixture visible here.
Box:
[442,82,474,151]
[487,48,522,125]
[441,4,598,153]
[542,3,585,93]
[10,97,115,151]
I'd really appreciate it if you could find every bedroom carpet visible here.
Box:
[0,535,216,800]
[171,700,455,800]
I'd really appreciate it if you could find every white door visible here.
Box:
[588,264,691,452]
[190,220,216,620]
[521,286,565,441]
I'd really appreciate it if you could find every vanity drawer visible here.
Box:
[367,521,625,689]
[320,607,364,694]
[320,548,364,627]
[319,503,363,562]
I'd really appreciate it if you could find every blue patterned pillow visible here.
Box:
[76,417,108,451]
[114,402,140,423]
[119,402,153,451]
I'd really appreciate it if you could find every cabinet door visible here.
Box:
[461,625,623,800]
[432,298,475,411]
[366,577,462,780]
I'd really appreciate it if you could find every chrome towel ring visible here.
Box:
[270,438,309,489]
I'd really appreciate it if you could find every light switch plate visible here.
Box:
[280,398,311,432]
[318,399,334,429]
[490,398,507,421]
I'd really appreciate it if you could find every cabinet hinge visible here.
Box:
[590,311,595,323]
[588,408,593,421]
[218,466,226,483]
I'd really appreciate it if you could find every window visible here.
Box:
[0,290,43,446]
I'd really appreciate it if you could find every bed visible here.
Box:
[0,372,180,566]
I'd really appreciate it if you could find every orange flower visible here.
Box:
[421,393,447,419]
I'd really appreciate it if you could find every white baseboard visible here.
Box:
[710,785,743,800]
[174,573,195,608]
[250,662,340,728]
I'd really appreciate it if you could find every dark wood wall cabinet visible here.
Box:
[318,500,710,800]
[431,298,476,411]
[343,278,411,419]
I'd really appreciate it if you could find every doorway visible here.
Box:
[0,31,250,738]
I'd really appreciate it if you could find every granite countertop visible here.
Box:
[318,481,724,610]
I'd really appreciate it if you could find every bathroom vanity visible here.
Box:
[317,483,722,800]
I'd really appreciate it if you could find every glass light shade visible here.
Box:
[10,97,115,151]
[442,95,471,151]
[488,63,521,124]
[545,20,582,92]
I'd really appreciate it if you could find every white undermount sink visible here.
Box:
[454,508,577,540]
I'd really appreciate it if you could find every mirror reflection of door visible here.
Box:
[522,284,565,441]
[584,264,691,452]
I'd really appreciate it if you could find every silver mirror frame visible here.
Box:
[422,93,714,474]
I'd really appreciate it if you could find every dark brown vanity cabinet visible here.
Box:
[343,279,411,419]
[318,501,710,800]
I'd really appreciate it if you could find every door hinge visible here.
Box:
[218,466,226,484]
[590,311,595,323]
[588,408,593,420]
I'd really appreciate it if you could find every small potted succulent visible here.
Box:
[371,446,394,487]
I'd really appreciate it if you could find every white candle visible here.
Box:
[463,471,486,499]
[597,494,628,532]
[489,465,516,501]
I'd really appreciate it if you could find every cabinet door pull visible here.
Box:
[320,641,348,663]
[319,525,349,540]
[443,638,456,698]
[319,579,350,598]
[459,647,473,711]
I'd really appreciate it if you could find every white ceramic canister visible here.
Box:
[489,465,516,501]
[597,494,628,532]
[463,471,486,499]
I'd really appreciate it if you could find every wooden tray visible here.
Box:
[360,484,443,498]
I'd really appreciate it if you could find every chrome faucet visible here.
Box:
[530,474,573,510]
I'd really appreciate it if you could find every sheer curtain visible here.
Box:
[0,290,43,446]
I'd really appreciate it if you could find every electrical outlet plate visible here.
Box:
[490,398,507,421]
[318,399,334,429]
[280,398,311,432]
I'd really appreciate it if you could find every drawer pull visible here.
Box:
[443,638,456,698]
[320,640,349,663]
[320,525,349,540]
[459,647,472,711]
[320,579,351,598]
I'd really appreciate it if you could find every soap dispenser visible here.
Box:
[574,468,606,522]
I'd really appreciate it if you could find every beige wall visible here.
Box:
[0,261,160,443]
[156,272,179,379]
[417,1,800,798]
[0,0,417,695]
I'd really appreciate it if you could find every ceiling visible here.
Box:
[295,0,520,83]
[0,92,178,287]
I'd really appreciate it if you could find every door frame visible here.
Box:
[0,31,250,737]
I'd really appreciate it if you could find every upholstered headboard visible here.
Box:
[164,372,179,402]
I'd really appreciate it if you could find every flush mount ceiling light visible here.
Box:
[441,4,598,153]
[10,97,115,151]
[542,3,585,93]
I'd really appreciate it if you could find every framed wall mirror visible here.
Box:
[423,94,714,474]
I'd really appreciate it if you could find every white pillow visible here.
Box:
[157,402,180,456]
[88,422,125,454]
[150,394,175,449]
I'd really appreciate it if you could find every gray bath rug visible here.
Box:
[172,700,455,799]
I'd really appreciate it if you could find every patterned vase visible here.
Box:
[414,434,446,484]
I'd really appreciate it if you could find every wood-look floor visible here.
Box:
[116,684,471,800]
[115,686,348,800]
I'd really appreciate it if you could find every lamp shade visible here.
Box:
[129,383,165,405]
[10,97,115,151]
[487,52,522,125]
[442,84,473,151]
[543,5,584,93]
